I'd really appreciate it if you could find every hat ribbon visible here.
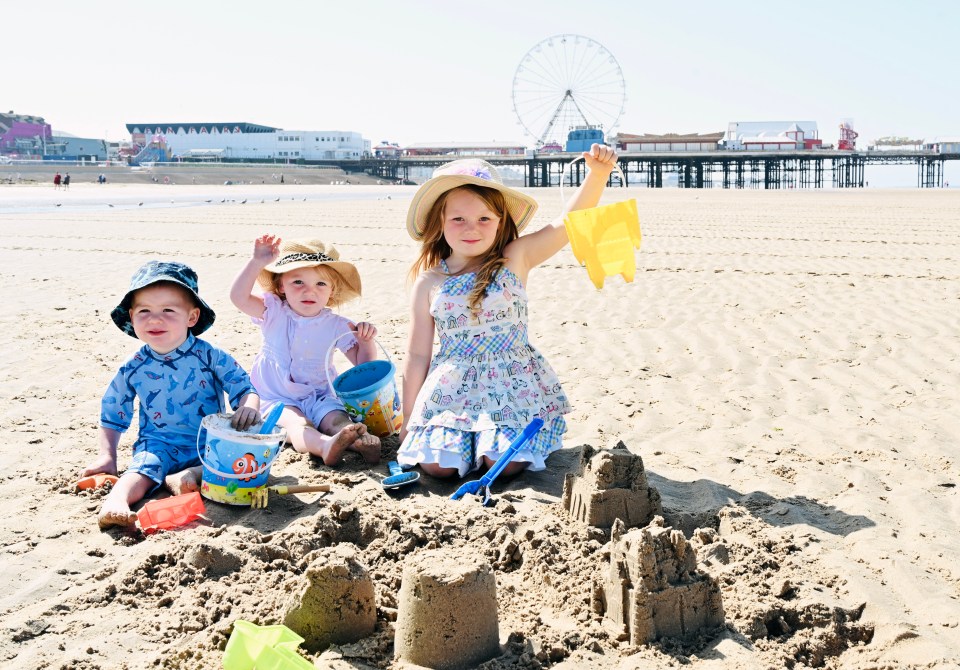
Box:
[274,251,333,266]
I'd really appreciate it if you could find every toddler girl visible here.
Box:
[231,236,380,465]
[398,144,618,478]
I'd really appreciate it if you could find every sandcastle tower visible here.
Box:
[562,442,662,529]
[595,517,724,644]
[394,549,500,670]
[282,544,376,652]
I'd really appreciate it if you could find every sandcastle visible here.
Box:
[595,517,724,644]
[394,549,500,670]
[282,544,376,653]
[562,442,662,529]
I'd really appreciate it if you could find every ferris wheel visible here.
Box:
[512,34,627,147]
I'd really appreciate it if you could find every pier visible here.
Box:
[348,150,956,189]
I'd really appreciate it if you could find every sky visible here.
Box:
[7,0,960,151]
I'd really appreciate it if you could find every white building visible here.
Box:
[724,121,820,150]
[125,122,370,161]
[923,136,960,154]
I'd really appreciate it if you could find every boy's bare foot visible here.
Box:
[351,430,381,464]
[164,466,202,495]
[98,501,138,530]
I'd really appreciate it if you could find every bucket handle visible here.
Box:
[323,330,395,393]
[195,421,284,481]
[558,155,626,204]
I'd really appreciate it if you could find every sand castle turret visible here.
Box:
[562,442,662,529]
[595,517,724,644]
[282,544,376,652]
[394,549,500,670]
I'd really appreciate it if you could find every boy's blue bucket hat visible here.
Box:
[111,261,216,337]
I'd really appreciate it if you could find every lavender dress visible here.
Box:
[250,292,357,426]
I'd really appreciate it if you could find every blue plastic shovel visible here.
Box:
[258,404,285,435]
[450,418,544,503]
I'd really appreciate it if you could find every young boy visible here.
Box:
[83,261,261,529]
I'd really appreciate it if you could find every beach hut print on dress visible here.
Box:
[507,361,524,377]
[464,366,478,383]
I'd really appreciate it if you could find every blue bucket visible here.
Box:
[325,335,403,437]
[197,413,284,506]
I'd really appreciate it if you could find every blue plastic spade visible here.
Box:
[450,418,544,502]
[382,461,419,489]
[258,404,285,435]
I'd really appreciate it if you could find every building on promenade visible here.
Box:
[613,132,724,152]
[1,111,109,161]
[124,122,370,162]
[0,112,51,158]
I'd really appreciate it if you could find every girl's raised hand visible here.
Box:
[353,321,378,341]
[253,234,281,266]
[582,143,618,175]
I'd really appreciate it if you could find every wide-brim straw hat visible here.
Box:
[111,260,216,338]
[257,240,362,304]
[406,159,539,240]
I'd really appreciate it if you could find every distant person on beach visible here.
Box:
[280,174,285,184]
[230,236,381,466]
[396,144,618,478]
[63,173,70,189]
[83,261,261,529]
[53,172,62,189]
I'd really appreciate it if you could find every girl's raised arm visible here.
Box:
[230,234,281,319]
[510,144,618,274]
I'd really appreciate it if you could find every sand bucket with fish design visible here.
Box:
[325,333,403,438]
[197,413,285,506]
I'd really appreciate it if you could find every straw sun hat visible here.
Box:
[406,159,539,240]
[257,240,362,304]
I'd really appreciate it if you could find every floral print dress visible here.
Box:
[397,260,570,475]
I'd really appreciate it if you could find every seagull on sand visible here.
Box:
[138,202,143,206]
[108,204,114,208]
[241,199,247,204]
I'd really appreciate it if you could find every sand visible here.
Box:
[1,182,958,669]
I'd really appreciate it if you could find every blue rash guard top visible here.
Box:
[100,333,255,453]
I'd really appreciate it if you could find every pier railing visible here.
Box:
[348,149,957,189]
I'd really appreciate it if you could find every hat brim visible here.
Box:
[406,175,539,240]
[256,260,362,305]
[111,279,216,338]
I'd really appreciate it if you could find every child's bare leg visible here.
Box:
[320,411,380,464]
[420,462,459,478]
[480,458,530,478]
[98,472,153,530]
[164,465,202,495]
[280,407,365,466]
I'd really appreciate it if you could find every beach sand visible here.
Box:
[1,183,958,669]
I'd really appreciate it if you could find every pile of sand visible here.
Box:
[1,184,958,669]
